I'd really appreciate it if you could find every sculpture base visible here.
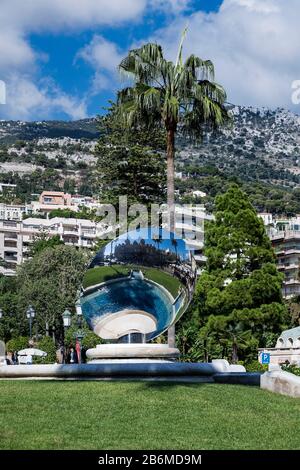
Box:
[86,343,180,362]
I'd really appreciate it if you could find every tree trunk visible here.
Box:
[166,127,175,233]
[166,126,176,348]
[232,341,238,364]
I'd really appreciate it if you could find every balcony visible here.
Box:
[284,279,300,286]
[271,231,300,241]
[64,240,79,246]
[82,231,96,237]
[283,263,300,271]
[194,254,207,263]
[63,229,79,236]
[4,255,18,263]
[4,233,18,241]
[81,240,94,248]
[184,239,204,250]
[4,241,18,249]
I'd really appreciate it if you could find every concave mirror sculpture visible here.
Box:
[81,228,197,343]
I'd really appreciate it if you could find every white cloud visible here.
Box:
[150,0,300,110]
[0,0,147,120]
[0,0,146,32]
[149,0,192,13]
[76,36,125,93]
[77,36,123,73]
[1,76,87,121]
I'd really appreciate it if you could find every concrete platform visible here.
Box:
[214,372,261,386]
[261,370,300,397]
[86,343,180,361]
[0,359,247,381]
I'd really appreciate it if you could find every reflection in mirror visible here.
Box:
[81,228,197,342]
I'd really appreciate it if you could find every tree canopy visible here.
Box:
[180,185,289,363]
[15,245,89,342]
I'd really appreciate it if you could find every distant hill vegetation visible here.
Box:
[0,118,99,144]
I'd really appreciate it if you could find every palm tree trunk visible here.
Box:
[232,341,238,364]
[167,127,175,233]
[166,126,176,348]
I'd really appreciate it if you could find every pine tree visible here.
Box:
[193,185,288,363]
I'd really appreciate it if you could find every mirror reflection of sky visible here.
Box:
[102,228,190,262]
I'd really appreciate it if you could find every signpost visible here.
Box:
[260,352,271,365]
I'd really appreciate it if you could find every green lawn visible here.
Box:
[0,381,300,450]
[83,265,130,288]
[83,265,180,298]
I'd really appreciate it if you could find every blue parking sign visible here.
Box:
[261,353,270,365]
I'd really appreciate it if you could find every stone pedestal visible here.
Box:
[86,343,180,362]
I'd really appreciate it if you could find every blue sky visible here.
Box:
[0,0,299,121]
[28,1,221,118]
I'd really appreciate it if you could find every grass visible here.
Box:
[83,265,129,288]
[83,265,181,298]
[0,381,300,450]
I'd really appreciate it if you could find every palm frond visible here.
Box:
[117,33,231,134]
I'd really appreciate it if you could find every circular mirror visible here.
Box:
[81,227,197,342]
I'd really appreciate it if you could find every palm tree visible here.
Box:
[117,30,230,346]
[220,323,252,364]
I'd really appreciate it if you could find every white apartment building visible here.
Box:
[259,213,300,299]
[0,203,33,221]
[0,217,111,276]
[162,204,213,269]
[271,230,300,299]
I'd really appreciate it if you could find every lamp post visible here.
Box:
[26,305,35,339]
[63,309,72,329]
[75,300,83,364]
[62,309,72,364]
[0,308,3,339]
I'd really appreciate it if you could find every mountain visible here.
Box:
[0,118,99,144]
[177,106,300,188]
[0,106,300,213]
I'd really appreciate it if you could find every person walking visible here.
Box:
[12,351,18,365]
[68,347,78,364]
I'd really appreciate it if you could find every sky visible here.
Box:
[0,0,299,121]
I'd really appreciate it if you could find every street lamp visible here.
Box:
[75,300,83,363]
[26,305,35,339]
[75,300,82,327]
[62,309,72,364]
[63,309,72,328]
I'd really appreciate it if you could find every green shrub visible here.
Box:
[282,364,300,376]
[246,361,268,372]
[34,336,57,364]
[81,331,101,350]
[6,336,29,353]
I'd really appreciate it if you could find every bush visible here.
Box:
[246,361,268,372]
[6,336,29,353]
[282,364,300,376]
[81,331,101,350]
[35,336,57,364]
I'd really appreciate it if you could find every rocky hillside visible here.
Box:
[0,106,300,206]
[177,106,300,187]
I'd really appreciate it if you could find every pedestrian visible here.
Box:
[68,347,78,364]
[12,351,18,365]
